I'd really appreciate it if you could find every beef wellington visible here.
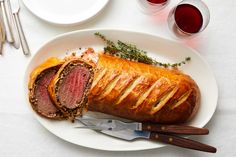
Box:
[48,58,94,120]
[28,58,64,119]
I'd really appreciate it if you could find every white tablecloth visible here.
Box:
[0,0,236,156]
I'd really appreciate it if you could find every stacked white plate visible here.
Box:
[22,0,109,25]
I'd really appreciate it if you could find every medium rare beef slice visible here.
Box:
[29,67,64,119]
[49,59,94,120]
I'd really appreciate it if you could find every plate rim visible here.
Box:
[22,0,109,25]
[24,28,218,151]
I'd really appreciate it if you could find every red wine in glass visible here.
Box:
[137,0,169,14]
[175,4,203,33]
[147,0,167,4]
[168,0,210,38]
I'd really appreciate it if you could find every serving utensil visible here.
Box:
[102,129,216,153]
[76,117,209,135]
[11,0,30,55]
[76,117,216,153]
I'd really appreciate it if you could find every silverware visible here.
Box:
[0,28,5,55]
[0,9,6,55]
[78,117,216,153]
[0,0,14,43]
[102,130,216,153]
[76,117,209,135]
[11,0,30,55]
[5,0,19,49]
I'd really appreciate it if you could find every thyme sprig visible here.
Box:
[94,32,191,68]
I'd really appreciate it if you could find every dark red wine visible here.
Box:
[147,0,167,4]
[174,4,203,33]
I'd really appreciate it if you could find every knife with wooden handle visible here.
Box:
[149,132,216,153]
[101,129,217,153]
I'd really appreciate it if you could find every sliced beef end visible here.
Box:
[55,60,94,118]
[58,66,91,108]
[30,67,64,119]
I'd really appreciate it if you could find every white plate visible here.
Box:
[22,0,109,25]
[24,29,218,151]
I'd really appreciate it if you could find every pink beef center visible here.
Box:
[35,70,59,115]
[58,66,90,109]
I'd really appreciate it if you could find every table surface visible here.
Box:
[0,0,236,156]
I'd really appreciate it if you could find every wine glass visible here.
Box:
[137,0,170,14]
[167,0,210,38]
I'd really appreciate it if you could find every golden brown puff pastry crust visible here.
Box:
[88,54,200,123]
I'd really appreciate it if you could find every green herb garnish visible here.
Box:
[95,32,191,68]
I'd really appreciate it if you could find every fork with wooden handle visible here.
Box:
[76,117,209,135]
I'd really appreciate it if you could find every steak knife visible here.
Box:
[76,117,209,135]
